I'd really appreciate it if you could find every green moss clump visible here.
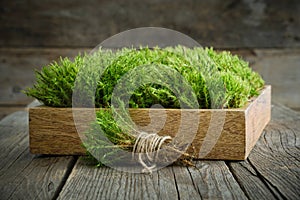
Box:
[25,46,264,109]
[25,56,82,107]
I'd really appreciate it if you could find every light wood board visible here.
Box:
[29,86,271,160]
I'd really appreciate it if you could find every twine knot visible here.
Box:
[132,132,172,173]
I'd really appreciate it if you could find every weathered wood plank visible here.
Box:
[58,159,247,199]
[1,103,298,199]
[182,161,247,199]
[247,104,300,200]
[247,49,300,109]
[0,48,88,105]
[0,106,25,121]
[0,111,76,200]
[228,161,278,200]
[229,104,300,199]
[57,159,166,200]
[0,0,299,48]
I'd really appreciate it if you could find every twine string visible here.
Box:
[132,132,172,173]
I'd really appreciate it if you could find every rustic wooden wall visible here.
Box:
[0,0,299,118]
[1,0,299,48]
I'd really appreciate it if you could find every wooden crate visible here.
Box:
[29,86,271,160]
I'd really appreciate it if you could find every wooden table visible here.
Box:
[0,103,299,200]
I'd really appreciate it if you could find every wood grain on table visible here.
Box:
[0,103,299,199]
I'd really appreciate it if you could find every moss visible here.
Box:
[25,46,264,109]
[25,56,82,107]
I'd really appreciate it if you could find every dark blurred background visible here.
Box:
[0,0,299,119]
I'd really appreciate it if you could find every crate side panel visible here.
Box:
[245,86,271,158]
[29,107,86,155]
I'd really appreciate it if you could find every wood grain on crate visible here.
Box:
[29,86,271,160]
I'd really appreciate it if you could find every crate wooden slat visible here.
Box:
[29,86,271,160]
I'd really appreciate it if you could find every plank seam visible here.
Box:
[226,162,252,200]
[186,166,203,199]
[51,156,78,200]
[247,158,284,200]
[171,166,181,200]
[157,170,161,199]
